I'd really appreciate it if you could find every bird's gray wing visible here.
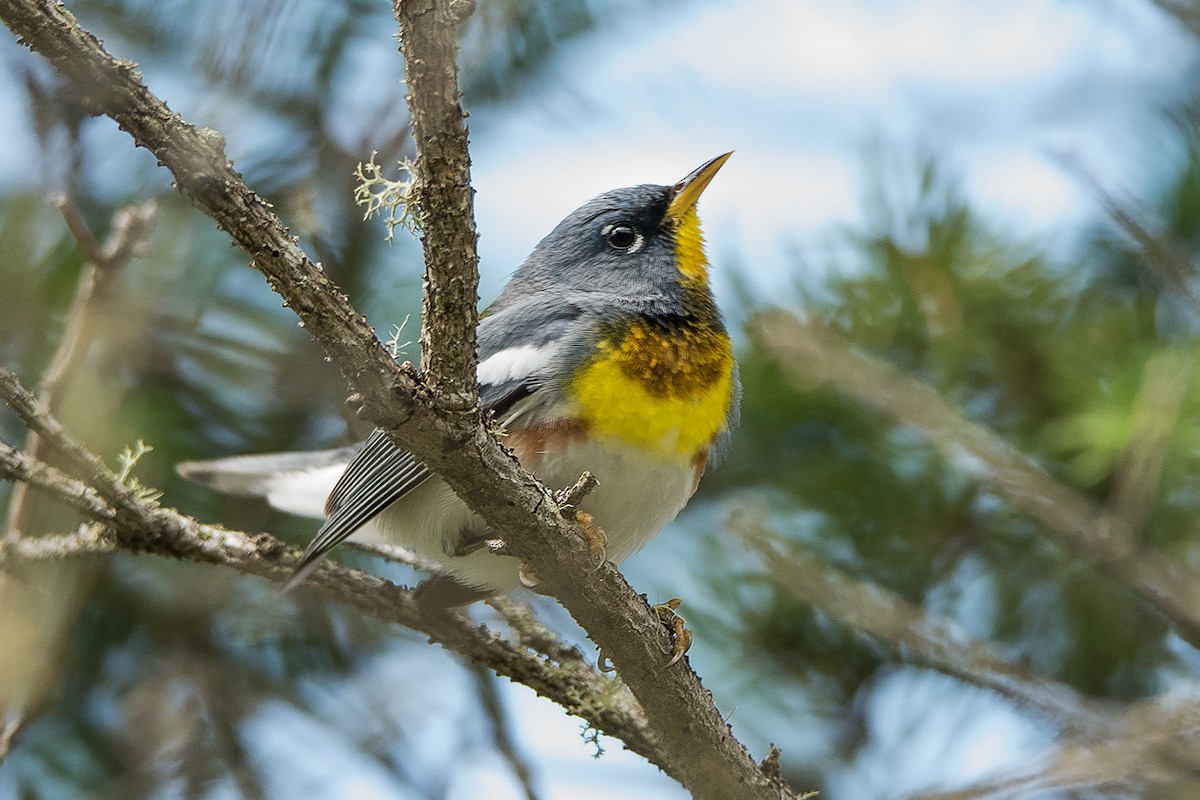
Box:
[287,297,593,589]
[285,429,432,590]
[476,293,590,423]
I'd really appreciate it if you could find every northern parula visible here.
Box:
[179,153,739,606]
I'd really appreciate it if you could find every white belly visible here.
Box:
[373,437,701,591]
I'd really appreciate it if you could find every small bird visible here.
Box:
[179,154,739,607]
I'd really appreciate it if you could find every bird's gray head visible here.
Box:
[492,154,732,318]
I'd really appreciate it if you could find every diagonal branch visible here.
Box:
[751,309,1200,649]
[0,432,665,777]
[740,519,1200,796]
[387,4,792,796]
[735,518,1113,739]
[0,3,797,794]
[915,689,1200,799]
[1062,156,1200,311]
[3,197,156,540]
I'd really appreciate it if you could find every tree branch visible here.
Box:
[751,309,1200,649]
[0,2,800,796]
[1061,155,1200,312]
[0,444,119,528]
[1,524,115,561]
[914,690,1200,799]
[0,437,668,778]
[734,518,1112,739]
[2,197,156,540]
[0,2,798,794]
[740,520,1200,795]
[386,3,793,795]
[393,0,480,408]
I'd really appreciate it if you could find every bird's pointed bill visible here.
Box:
[665,152,733,223]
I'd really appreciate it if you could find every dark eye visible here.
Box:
[604,224,642,252]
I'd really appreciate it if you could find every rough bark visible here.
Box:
[0,1,797,796]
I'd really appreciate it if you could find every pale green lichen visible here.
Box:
[579,723,605,759]
[353,151,422,241]
[116,440,161,505]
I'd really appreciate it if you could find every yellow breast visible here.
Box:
[569,320,734,459]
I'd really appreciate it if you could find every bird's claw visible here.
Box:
[653,598,692,667]
[575,511,608,570]
[594,599,692,673]
[516,562,540,589]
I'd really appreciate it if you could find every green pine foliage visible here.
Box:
[708,141,1200,731]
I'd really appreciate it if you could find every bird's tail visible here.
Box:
[176,446,359,519]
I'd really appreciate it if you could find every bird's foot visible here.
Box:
[595,598,692,673]
[653,597,692,667]
[575,511,608,570]
[516,561,542,591]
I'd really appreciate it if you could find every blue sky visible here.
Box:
[469,0,1196,302]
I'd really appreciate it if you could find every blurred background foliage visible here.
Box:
[4,0,1200,798]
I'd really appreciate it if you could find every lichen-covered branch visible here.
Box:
[0,408,664,775]
[392,0,481,409]
[0,3,797,795]
[387,2,793,795]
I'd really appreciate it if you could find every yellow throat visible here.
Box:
[570,206,734,459]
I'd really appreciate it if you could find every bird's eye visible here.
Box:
[603,224,642,252]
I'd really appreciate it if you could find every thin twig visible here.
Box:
[0,367,128,499]
[1058,155,1200,309]
[2,197,156,541]
[345,540,444,575]
[1,524,115,563]
[0,711,30,766]
[53,194,104,264]
[485,595,594,667]
[346,541,600,668]
[0,445,120,530]
[554,471,599,511]
[468,662,543,800]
